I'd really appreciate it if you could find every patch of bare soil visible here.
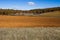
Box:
[0,16,60,27]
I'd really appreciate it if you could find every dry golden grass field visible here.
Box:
[0,15,60,28]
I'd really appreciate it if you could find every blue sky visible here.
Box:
[0,0,60,10]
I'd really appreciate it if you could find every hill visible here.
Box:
[0,7,60,16]
[39,11,60,17]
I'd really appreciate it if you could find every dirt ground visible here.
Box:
[0,16,60,27]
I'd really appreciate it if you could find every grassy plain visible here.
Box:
[0,27,60,40]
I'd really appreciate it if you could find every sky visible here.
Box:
[0,0,60,10]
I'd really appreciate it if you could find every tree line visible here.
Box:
[0,7,60,15]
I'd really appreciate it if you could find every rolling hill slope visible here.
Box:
[40,11,60,17]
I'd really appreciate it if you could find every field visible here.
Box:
[40,11,60,17]
[0,27,60,40]
[0,11,60,40]
[0,15,60,27]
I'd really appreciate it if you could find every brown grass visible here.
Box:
[0,15,60,28]
[40,11,60,17]
[0,27,60,40]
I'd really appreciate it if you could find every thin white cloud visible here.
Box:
[28,2,35,6]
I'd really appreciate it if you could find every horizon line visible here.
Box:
[0,6,60,10]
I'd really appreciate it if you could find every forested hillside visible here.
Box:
[0,7,60,15]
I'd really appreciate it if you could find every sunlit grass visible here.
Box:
[40,11,60,17]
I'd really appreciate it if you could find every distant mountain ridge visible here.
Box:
[0,7,60,16]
